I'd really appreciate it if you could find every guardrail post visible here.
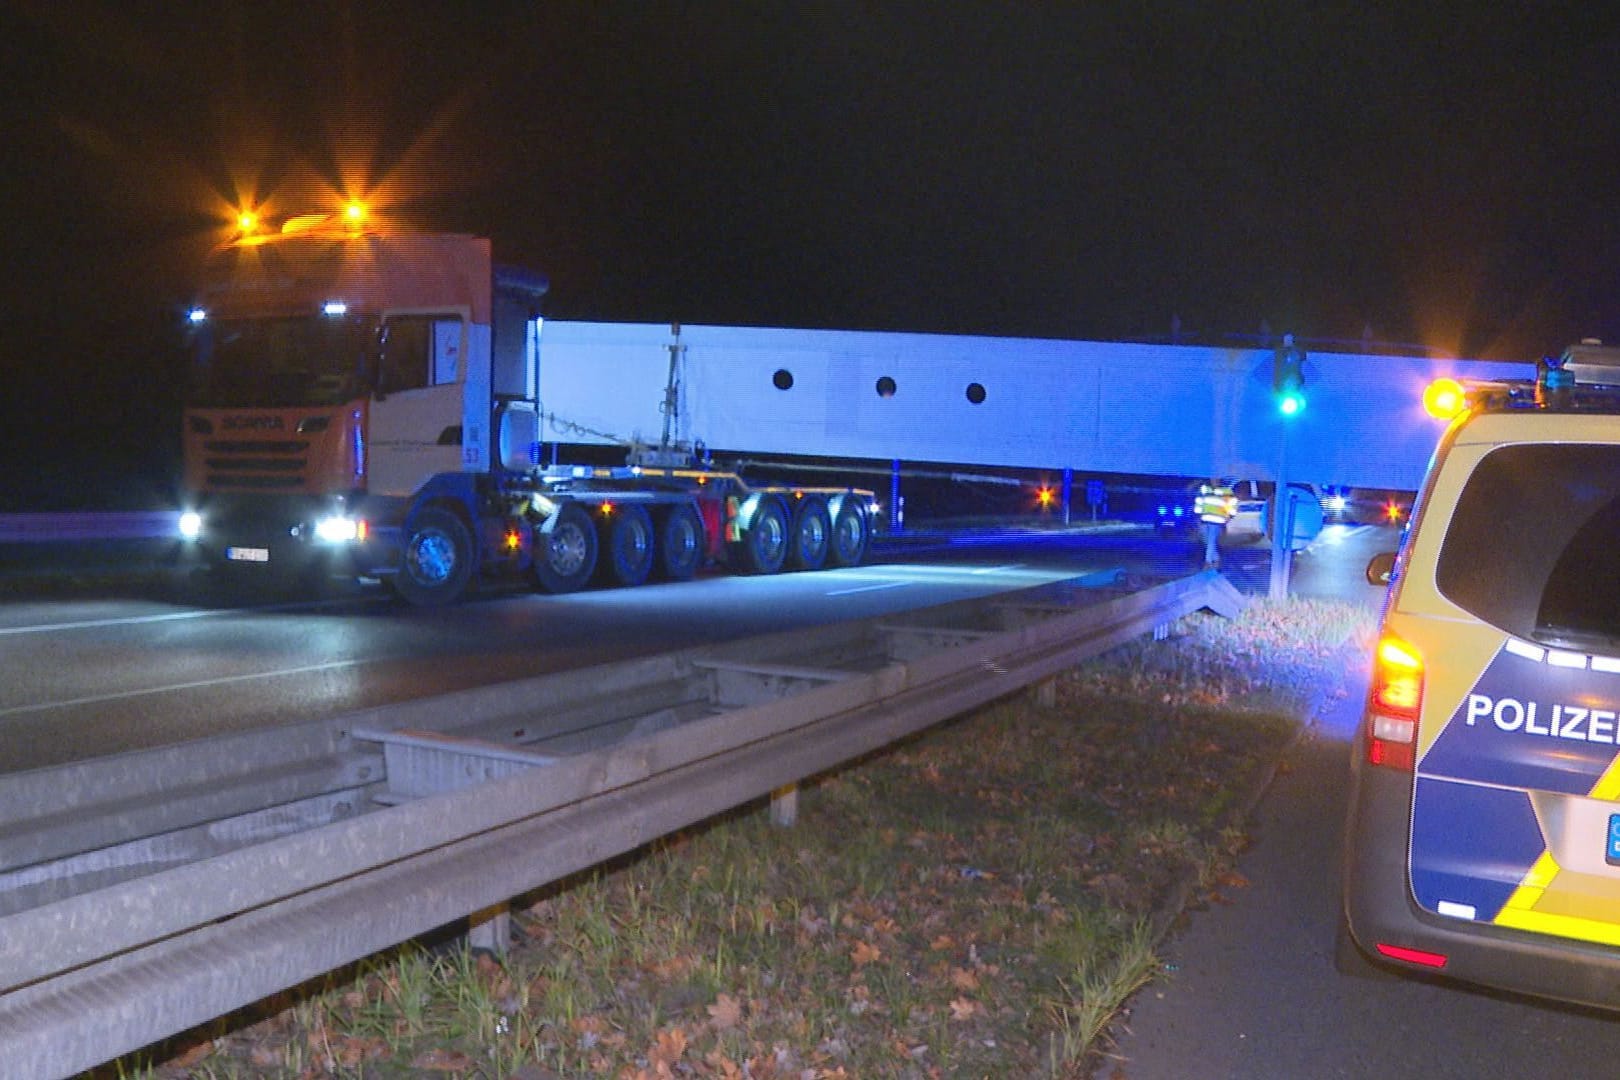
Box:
[466,902,511,956]
[769,784,799,827]
[1030,678,1057,708]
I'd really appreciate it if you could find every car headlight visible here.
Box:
[178,511,203,541]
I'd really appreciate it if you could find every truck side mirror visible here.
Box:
[1366,551,1397,587]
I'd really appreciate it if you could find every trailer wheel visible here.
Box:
[656,503,704,581]
[600,504,655,587]
[532,503,598,593]
[738,496,789,574]
[396,506,475,606]
[828,500,870,567]
[789,497,831,570]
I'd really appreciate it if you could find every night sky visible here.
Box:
[4,3,1620,507]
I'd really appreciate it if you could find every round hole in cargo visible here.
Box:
[773,368,794,390]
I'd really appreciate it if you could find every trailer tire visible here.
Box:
[789,496,831,570]
[396,505,475,606]
[656,503,704,581]
[828,500,870,567]
[532,503,598,594]
[601,504,655,587]
[737,496,790,574]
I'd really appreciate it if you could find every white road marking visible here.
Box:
[1313,524,1375,545]
[826,581,913,596]
[0,595,380,636]
[0,608,222,636]
[823,562,1040,595]
[0,658,368,719]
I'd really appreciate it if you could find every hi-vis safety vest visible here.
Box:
[1196,485,1237,525]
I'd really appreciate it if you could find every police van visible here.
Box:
[1340,342,1620,1008]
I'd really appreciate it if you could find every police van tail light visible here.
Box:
[1367,634,1423,771]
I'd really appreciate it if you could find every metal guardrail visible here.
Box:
[0,570,1244,1078]
[0,512,178,543]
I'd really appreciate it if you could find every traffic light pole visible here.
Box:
[1269,418,1293,600]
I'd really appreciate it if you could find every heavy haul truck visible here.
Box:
[178,210,875,605]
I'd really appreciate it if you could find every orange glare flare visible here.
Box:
[1422,378,1467,420]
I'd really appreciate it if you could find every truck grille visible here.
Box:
[202,439,312,490]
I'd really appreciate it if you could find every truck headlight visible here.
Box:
[314,515,361,543]
[178,511,203,541]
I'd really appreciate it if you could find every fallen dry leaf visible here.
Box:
[412,1047,475,1071]
[649,1024,689,1067]
[707,992,744,1030]
[850,939,882,967]
[166,1039,214,1068]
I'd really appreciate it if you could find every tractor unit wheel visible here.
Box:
[395,506,475,606]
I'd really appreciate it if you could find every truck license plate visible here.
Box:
[226,547,270,563]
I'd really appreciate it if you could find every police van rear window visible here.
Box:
[1435,443,1620,651]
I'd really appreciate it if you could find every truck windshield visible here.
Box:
[190,316,375,408]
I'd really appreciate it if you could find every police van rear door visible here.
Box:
[1407,434,1620,946]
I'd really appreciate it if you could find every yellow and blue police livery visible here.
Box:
[1412,639,1620,938]
[1341,343,1620,1009]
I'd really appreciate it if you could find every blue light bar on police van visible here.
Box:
[187,308,207,324]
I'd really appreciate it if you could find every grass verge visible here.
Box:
[97,596,1374,1079]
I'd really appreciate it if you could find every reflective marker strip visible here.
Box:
[1437,900,1477,920]
[1502,638,1620,673]
[1506,639,1546,662]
